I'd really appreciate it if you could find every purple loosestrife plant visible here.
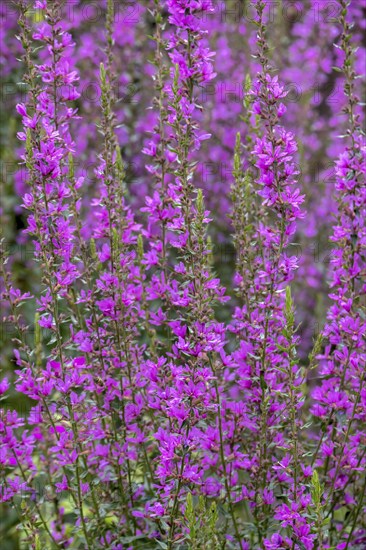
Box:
[309,2,366,548]
[5,2,95,548]
[0,0,366,549]
[143,1,229,546]
[229,1,312,547]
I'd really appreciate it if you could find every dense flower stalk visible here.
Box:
[229,2,313,547]
[142,1,229,545]
[310,2,366,548]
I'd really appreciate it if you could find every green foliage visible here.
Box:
[308,332,324,370]
[309,469,330,547]
[311,469,322,508]
[285,286,295,333]
[183,493,220,549]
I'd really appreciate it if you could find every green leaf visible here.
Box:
[100,63,106,86]
[68,152,74,179]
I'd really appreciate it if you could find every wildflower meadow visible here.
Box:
[0,0,365,548]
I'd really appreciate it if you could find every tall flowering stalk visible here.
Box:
[70,1,154,543]
[142,0,229,546]
[229,2,313,547]
[8,1,97,547]
[142,0,172,278]
[310,2,366,548]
